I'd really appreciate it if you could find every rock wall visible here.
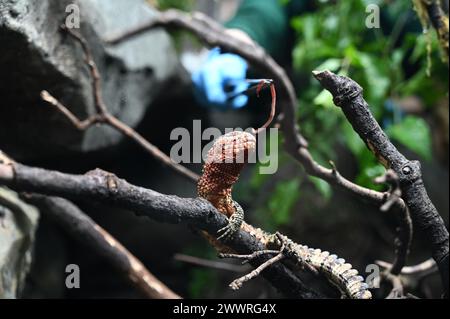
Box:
[0,187,39,298]
[0,0,180,160]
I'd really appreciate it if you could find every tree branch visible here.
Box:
[29,8,438,298]
[106,9,394,211]
[313,69,449,294]
[0,161,323,299]
[41,25,199,183]
[377,258,438,277]
[377,258,439,297]
[174,253,248,273]
[24,194,180,299]
[416,0,449,58]
[374,169,413,276]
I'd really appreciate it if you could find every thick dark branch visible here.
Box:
[24,194,180,299]
[0,162,322,298]
[443,0,449,14]
[107,10,305,148]
[413,0,449,58]
[107,9,398,212]
[374,169,413,276]
[424,0,449,57]
[313,70,449,294]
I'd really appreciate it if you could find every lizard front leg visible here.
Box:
[197,131,256,240]
[217,200,244,241]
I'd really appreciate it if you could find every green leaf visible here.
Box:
[316,58,342,72]
[182,244,219,298]
[357,53,390,104]
[341,121,366,156]
[267,179,301,226]
[356,163,386,190]
[188,269,218,298]
[309,176,332,200]
[386,115,432,161]
[155,0,194,11]
[249,134,283,190]
[313,89,334,108]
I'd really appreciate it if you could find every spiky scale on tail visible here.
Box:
[221,232,372,299]
[269,233,372,299]
[298,246,371,298]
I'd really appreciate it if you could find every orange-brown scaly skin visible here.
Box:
[198,131,256,218]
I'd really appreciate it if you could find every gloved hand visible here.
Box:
[192,48,249,109]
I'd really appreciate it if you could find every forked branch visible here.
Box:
[41,25,199,182]
[0,161,323,298]
[107,8,405,218]
[313,69,448,294]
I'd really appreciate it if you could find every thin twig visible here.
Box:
[61,25,108,114]
[377,258,438,298]
[390,206,413,276]
[376,258,438,277]
[414,0,449,58]
[374,169,402,212]
[384,271,405,299]
[40,91,99,129]
[41,26,199,182]
[374,169,413,275]
[174,253,248,273]
[106,9,395,212]
[219,249,281,264]
[228,253,285,290]
[255,82,277,134]
[219,240,293,290]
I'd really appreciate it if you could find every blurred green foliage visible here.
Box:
[188,268,219,298]
[180,242,219,298]
[249,0,448,227]
[153,0,194,11]
[150,0,200,51]
[386,115,432,161]
[160,0,448,297]
[267,178,301,227]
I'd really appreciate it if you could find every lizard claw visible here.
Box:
[217,223,235,241]
[217,200,244,242]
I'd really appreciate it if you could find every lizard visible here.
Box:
[197,79,274,241]
[197,130,256,241]
[220,232,373,299]
[197,133,373,298]
[196,81,372,299]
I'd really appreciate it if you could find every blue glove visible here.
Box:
[192,48,249,109]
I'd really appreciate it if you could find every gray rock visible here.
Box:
[0,187,39,298]
[0,0,180,160]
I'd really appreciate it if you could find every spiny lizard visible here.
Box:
[196,81,372,298]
